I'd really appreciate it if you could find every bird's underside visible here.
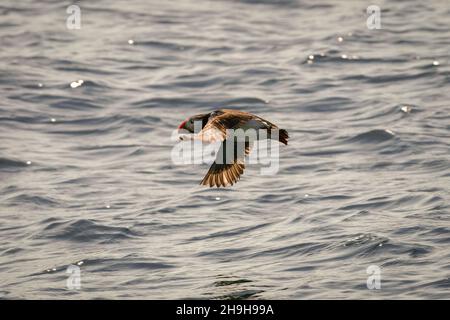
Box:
[178,109,289,188]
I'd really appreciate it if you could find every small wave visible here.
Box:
[303,51,410,65]
[342,233,388,248]
[301,97,354,113]
[93,261,175,272]
[236,0,305,8]
[138,40,193,51]
[216,97,269,106]
[49,98,102,110]
[341,70,436,84]
[6,194,60,207]
[35,219,139,243]
[214,278,252,287]
[338,233,434,259]
[346,129,396,144]
[131,97,208,109]
[0,157,28,169]
[188,222,272,241]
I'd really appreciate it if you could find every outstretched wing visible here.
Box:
[200,139,253,187]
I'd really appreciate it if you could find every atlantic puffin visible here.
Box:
[178,109,288,187]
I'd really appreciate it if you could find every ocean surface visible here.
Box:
[0,0,449,299]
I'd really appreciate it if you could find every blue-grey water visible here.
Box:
[0,0,449,299]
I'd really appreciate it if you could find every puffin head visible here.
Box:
[178,113,210,133]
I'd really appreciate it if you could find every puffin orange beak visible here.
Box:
[178,120,187,131]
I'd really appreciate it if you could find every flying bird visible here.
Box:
[178,109,288,187]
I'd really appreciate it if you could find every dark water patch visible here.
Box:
[218,97,269,107]
[378,142,411,155]
[0,5,33,14]
[237,0,300,7]
[214,279,252,287]
[132,97,208,109]
[346,129,396,144]
[350,104,422,124]
[339,201,390,210]
[0,157,28,169]
[60,114,160,126]
[53,256,176,273]
[255,242,328,259]
[47,115,159,137]
[170,76,226,89]
[300,149,348,157]
[420,228,450,244]
[189,222,272,241]
[197,247,250,259]
[393,226,428,236]
[419,159,449,171]
[303,52,411,65]
[94,261,174,272]
[407,247,431,258]
[7,93,67,104]
[240,67,281,77]
[342,70,438,84]
[120,64,161,71]
[341,210,372,222]
[338,233,434,259]
[341,233,388,248]
[6,194,60,207]
[1,247,24,256]
[49,98,102,111]
[138,207,176,215]
[206,276,263,299]
[319,194,353,201]
[0,115,51,124]
[301,97,354,113]
[420,278,450,289]
[283,265,317,272]
[27,256,174,277]
[423,195,446,206]
[49,127,115,136]
[127,148,146,157]
[35,219,139,243]
[257,193,296,203]
[39,217,61,225]
[132,220,204,233]
[138,40,194,51]
[54,66,117,76]
[339,194,425,212]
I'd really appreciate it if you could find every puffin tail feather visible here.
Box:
[279,129,289,145]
